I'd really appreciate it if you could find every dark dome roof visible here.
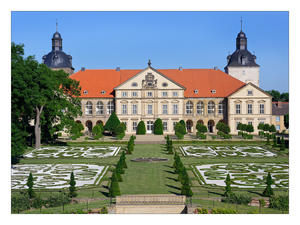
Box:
[52,31,62,39]
[237,31,246,38]
[226,49,259,67]
[43,50,73,69]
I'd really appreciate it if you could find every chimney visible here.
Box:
[277,101,283,108]
[116,67,120,71]
[178,66,183,71]
[81,67,85,72]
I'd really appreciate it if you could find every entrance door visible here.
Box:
[146,121,154,134]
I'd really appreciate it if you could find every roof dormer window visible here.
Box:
[101,90,106,95]
[194,89,199,94]
[211,89,216,94]
[83,90,88,94]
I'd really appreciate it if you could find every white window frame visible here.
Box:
[162,104,168,115]
[197,101,204,115]
[107,101,114,114]
[247,104,253,114]
[132,104,137,115]
[96,101,104,115]
[85,101,93,115]
[122,104,127,115]
[163,121,168,131]
[276,125,280,130]
[132,92,138,97]
[132,121,137,131]
[162,91,168,97]
[147,92,153,97]
[218,102,223,114]
[122,91,128,97]
[208,101,215,114]
[236,104,241,114]
[173,91,178,97]
[259,104,265,114]
[276,116,280,122]
[186,101,193,115]
[173,104,178,115]
[147,104,153,114]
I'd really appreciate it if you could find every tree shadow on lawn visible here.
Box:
[165,184,181,191]
[166,177,178,182]
[164,165,174,169]
[99,185,110,197]
[208,191,224,197]
[163,170,176,175]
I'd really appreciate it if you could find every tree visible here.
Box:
[115,123,125,140]
[26,172,35,199]
[280,92,289,102]
[11,43,82,149]
[266,90,281,102]
[174,122,185,139]
[69,172,77,198]
[263,124,270,133]
[284,114,289,129]
[262,172,274,197]
[104,112,120,135]
[11,123,27,164]
[224,174,233,197]
[280,137,286,151]
[136,121,146,135]
[216,122,230,134]
[179,120,187,134]
[237,123,243,131]
[154,118,163,135]
[181,176,193,197]
[258,123,264,131]
[196,123,207,133]
[246,124,254,133]
[109,172,121,197]
[269,125,276,133]
[92,123,104,138]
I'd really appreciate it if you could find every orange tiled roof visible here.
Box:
[70,68,245,98]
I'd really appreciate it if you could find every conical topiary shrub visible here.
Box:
[154,118,163,135]
[136,121,146,135]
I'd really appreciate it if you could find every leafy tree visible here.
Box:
[258,123,264,131]
[241,124,248,132]
[26,172,35,199]
[69,172,77,198]
[224,174,233,197]
[136,121,146,135]
[109,172,121,197]
[196,123,207,133]
[216,122,230,134]
[237,123,243,131]
[284,114,289,129]
[269,195,289,212]
[11,43,82,149]
[262,172,274,197]
[92,123,104,138]
[266,90,281,102]
[269,125,276,133]
[115,123,125,140]
[104,112,120,135]
[263,124,270,132]
[11,123,27,164]
[179,120,187,134]
[280,137,285,151]
[280,92,289,102]
[154,118,163,135]
[174,122,185,139]
[246,124,254,133]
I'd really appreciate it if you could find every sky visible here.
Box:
[11,11,289,92]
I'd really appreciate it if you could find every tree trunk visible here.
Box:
[35,105,44,149]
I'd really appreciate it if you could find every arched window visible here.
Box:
[107,101,114,114]
[85,101,93,115]
[186,101,193,115]
[96,101,104,115]
[208,101,215,114]
[196,101,204,115]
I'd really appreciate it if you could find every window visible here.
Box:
[147,92,153,97]
[122,92,128,97]
[194,89,199,94]
[218,102,223,114]
[208,101,215,114]
[247,104,253,114]
[163,121,168,131]
[85,101,93,115]
[173,104,178,115]
[276,125,280,130]
[242,70,246,75]
[211,89,216,94]
[147,104,153,114]
[236,104,241,114]
[247,90,253,96]
[132,122,137,131]
[107,101,114,114]
[173,122,177,131]
[101,90,106,95]
[236,122,240,130]
[260,104,265,114]
[173,92,178,97]
[162,91,168,97]
[132,104,137,115]
[83,90,88,95]
[186,101,193,114]
[276,116,280,122]
[162,82,168,87]
[132,92,138,97]
[132,82,138,87]
[96,101,104,115]
[197,101,204,115]
[162,104,168,115]
[122,104,127,115]
[248,121,252,125]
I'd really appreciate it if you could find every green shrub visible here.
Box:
[175,122,186,139]
[92,123,104,137]
[216,122,230,134]
[263,172,274,197]
[11,192,31,213]
[44,192,71,208]
[179,120,187,134]
[136,121,146,135]
[222,193,252,205]
[196,132,206,139]
[104,112,120,134]
[211,135,216,140]
[99,206,108,214]
[115,123,125,140]
[211,208,237,214]
[154,118,164,135]
[196,123,207,133]
[269,195,289,212]
[197,208,208,214]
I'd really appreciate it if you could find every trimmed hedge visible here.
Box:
[154,118,163,135]
[136,121,146,135]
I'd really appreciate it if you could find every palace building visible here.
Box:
[43,27,273,135]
